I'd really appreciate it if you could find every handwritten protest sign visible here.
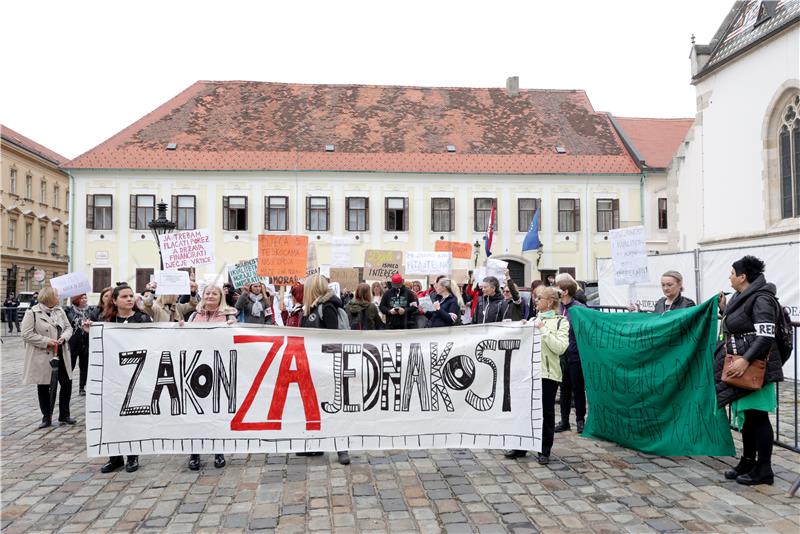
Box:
[258,235,308,279]
[87,323,541,456]
[417,295,436,313]
[228,259,260,288]
[331,237,352,268]
[434,240,473,260]
[406,252,452,276]
[306,243,320,277]
[329,268,360,291]
[159,229,214,270]
[50,272,91,299]
[154,270,190,295]
[610,226,648,285]
[570,296,734,456]
[364,250,403,279]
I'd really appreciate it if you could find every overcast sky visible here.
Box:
[1,0,733,160]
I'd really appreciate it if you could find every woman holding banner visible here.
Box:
[21,286,75,429]
[235,282,276,325]
[628,271,695,313]
[716,256,783,486]
[506,286,569,463]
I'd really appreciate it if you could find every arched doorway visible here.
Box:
[504,259,526,288]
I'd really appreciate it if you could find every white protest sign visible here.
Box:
[158,229,214,270]
[473,267,506,287]
[329,281,341,298]
[610,226,649,285]
[228,259,261,288]
[331,237,352,268]
[405,251,452,276]
[50,272,91,299]
[417,295,436,313]
[154,271,191,296]
[87,323,541,456]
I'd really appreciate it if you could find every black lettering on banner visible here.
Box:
[321,344,343,414]
[465,339,497,411]
[191,364,213,398]
[119,350,151,416]
[180,349,204,414]
[381,343,402,411]
[401,343,430,411]
[213,350,237,414]
[498,339,521,412]
[150,351,180,415]
[361,344,381,411]
[342,344,360,412]
[430,342,455,411]
[442,355,475,390]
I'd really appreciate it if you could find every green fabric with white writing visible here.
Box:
[570,296,735,456]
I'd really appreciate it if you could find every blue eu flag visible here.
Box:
[522,208,542,252]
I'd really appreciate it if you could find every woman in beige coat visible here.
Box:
[140,280,199,322]
[21,286,75,428]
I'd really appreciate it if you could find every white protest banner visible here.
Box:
[473,267,506,287]
[228,259,261,288]
[159,229,214,270]
[406,251,452,276]
[86,323,541,456]
[610,226,648,285]
[331,237,352,268]
[154,270,190,296]
[50,272,91,299]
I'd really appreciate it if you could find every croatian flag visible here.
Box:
[484,204,495,257]
[522,208,542,252]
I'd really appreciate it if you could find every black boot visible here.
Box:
[503,449,527,459]
[724,457,755,480]
[38,417,52,429]
[214,454,226,468]
[736,463,774,486]
[125,455,139,473]
[337,451,351,465]
[101,456,124,473]
[554,421,570,433]
[188,454,201,471]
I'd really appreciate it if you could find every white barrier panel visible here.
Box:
[597,252,697,311]
[86,323,542,457]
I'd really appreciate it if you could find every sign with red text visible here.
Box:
[158,229,214,270]
[86,323,542,456]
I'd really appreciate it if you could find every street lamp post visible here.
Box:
[148,200,177,269]
[473,240,481,268]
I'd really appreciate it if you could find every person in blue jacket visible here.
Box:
[424,278,462,327]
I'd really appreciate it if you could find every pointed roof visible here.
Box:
[65,80,641,175]
[611,117,694,170]
[0,124,68,166]
[694,0,800,80]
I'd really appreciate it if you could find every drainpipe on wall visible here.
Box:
[68,170,75,272]
[640,171,646,226]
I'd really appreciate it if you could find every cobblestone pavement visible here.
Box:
[1,335,799,533]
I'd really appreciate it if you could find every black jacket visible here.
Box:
[653,294,695,313]
[379,286,416,330]
[302,292,343,330]
[560,299,586,363]
[474,293,510,324]
[424,294,460,328]
[714,275,783,408]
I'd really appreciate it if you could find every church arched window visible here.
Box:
[778,95,800,219]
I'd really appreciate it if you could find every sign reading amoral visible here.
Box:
[406,252,452,276]
[159,229,214,270]
[86,323,541,456]
[364,250,403,279]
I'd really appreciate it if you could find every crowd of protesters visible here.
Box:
[17,254,786,485]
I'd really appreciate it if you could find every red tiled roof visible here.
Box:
[1,124,68,166]
[613,117,694,169]
[66,81,641,175]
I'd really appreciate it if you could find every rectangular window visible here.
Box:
[596,198,620,232]
[431,198,455,232]
[265,196,288,231]
[223,196,248,231]
[53,228,60,254]
[53,184,60,209]
[385,197,408,232]
[518,198,542,232]
[172,195,197,230]
[129,194,156,230]
[557,198,581,232]
[86,194,113,230]
[135,268,154,294]
[658,198,668,229]
[474,198,497,232]
[25,174,33,199]
[25,222,32,249]
[40,180,47,203]
[92,268,111,292]
[306,196,329,232]
[39,225,46,252]
[8,219,16,247]
[346,197,369,231]
[9,168,16,193]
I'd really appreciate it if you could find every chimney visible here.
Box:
[506,76,519,96]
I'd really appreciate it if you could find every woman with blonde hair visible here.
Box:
[141,281,198,322]
[22,286,75,429]
[425,278,463,327]
[235,281,275,324]
[371,281,386,324]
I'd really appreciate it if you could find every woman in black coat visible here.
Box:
[628,270,695,313]
[424,279,462,327]
[716,256,783,486]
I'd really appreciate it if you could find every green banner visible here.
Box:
[570,296,734,456]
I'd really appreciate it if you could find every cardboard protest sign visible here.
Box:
[257,235,308,280]
[364,250,403,279]
[570,297,735,456]
[434,240,473,259]
[154,270,190,295]
[228,259,261,288]
[610,226,648,285]
[87,323,541,456]
[406,251,452,276]
[329,268,360,292]
[159,229,214,270]
[50,272,91,299]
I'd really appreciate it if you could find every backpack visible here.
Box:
[335,307,351,330]
[771,297,794,365]
[349,308,368,330]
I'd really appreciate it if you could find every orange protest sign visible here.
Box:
[435,240,473,259]
[257,235,309,278]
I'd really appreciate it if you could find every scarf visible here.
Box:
[71,305,89,330]
[539,310,556,319]
[249,292,264,317]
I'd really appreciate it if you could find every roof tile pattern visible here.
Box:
[67,81,640,174]
[1,124,68,165]
[613,117,694,169]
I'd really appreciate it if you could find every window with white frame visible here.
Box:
[346,197,368,231]
[8,219,16,247]
[53,184,60,209]
[265,196,288,231]
[223,196,248,231]
[40,179,47,203]
[9,168,17,194]
[130,195,156,230]
[596,198,619,232]
[385,197,408,232]
[25,222,32,249]
[86,194,113,230]
[172,195,197,230]
[39,225,46,252]
[306,196,329,232]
